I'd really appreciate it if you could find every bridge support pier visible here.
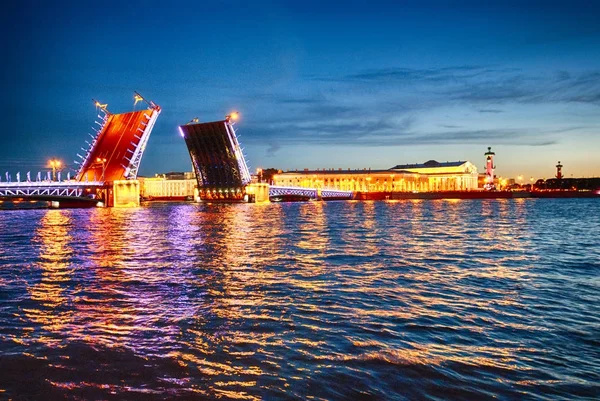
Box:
[246,183,270,203]
[103,180,140,207]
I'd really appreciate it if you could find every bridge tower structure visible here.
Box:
[179,113,251,202]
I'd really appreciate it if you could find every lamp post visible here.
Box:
[49,159,61,181]
[96,157,107,181]
[226,111,240,123]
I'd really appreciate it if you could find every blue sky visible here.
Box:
[1,0,599,179]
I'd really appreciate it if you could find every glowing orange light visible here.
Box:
[48,159,62,168]
[229,111,240,121]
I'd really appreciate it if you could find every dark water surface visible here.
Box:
[0,199,598,400]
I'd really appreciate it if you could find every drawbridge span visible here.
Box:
[179,114,251,201]
[76,95,161,182]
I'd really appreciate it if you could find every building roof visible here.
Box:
[277,169,418,175]
[390,160,467,170]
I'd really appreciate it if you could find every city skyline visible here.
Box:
[2,1,599,180]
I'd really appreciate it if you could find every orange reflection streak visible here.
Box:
[327,198,540,373]
[22,210,75,346]
[322,342,538,372]
[338,201,380,259]
[297,201,329,253]
[166,204,294,396]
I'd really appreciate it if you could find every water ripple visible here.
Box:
[0,199,599,400]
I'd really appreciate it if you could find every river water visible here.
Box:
[0,199,598,400]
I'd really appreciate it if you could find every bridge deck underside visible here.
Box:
[180,121,245,200]
[78,110,151,182]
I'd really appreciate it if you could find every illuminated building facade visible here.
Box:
[139,172,196,200]
[273,160,478,193]
[273,169,429,192]
[179,114,251,201]
[390,160,479,191]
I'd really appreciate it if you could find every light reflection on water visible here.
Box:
[0,199,599,400]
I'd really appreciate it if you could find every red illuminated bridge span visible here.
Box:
[76,94,161,182]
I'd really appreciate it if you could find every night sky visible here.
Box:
[2,0,599,180]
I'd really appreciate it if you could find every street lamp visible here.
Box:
[96,157,107,181]
[226,111,240,122]
[49,159,61,181]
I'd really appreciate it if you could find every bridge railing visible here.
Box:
[269,185,318,198]
[0,181,104,187]
[0,181,104,198]
[321,189,353,199]
[269,185,353,200]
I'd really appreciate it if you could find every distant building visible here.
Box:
[139,172,196,200]
[273,168,428,192]
[390,160,479,191]
[273,160,478,192]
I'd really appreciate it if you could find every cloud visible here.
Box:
[276,96,321,105]
[310,65,600,106]
[315,65,520,85]
[244,118,565,148]
[447,69,600,106]
[417,129,558,147]
[266,142,281,157]
[236,65,599,152]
